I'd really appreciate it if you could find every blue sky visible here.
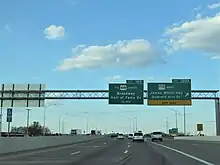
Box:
[0,0,220,135]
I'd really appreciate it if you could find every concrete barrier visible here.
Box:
[174,136,220,141]
[0,135,105,155]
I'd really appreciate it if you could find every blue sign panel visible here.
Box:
[7,108,12,122]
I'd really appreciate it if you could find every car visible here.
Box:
[133,132,144,142]
[151,132,163,142]
[110,133,117,138]
[117,133,124,139]
[128,134,133,139]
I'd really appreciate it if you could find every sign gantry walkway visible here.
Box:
[0,89,218,100]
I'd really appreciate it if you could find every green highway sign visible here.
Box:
[197,124,203,131]
[147,82,191,106]
[109,83,144,104]
[126,80,144,84]
[169,128,178,134]
[172,79,191,84]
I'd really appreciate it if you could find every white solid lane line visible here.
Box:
[150,142,214,165]
[70,151,81,155]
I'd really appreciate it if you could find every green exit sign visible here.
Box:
[147,83,192,106]
[109,83,144,104]
[126,80,144,84]
[172,79,191,84]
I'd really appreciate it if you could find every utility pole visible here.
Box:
[26,108,31,136]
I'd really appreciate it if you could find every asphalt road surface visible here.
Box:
[0,137,219,165]
[147,139,220,165]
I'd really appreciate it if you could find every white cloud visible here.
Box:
[193,5,202,12]
[163,14,220,59]
[105,75,122,82]
[44,25,65,40]
[4,24,12,33]
[195,13,202,19]
[56,39,163,71]
[208,2,220,9]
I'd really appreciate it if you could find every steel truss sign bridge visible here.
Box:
[0,89,218,100]
[0,87,219,135]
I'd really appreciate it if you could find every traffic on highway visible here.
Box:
[0,133,219,165]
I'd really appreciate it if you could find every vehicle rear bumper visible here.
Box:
[133,138,144,141]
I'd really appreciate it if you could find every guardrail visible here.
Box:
[174,136,220,141]
[0,135,104,155]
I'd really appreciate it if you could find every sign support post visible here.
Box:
[6,108,12,137]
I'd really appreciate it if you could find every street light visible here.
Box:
[168,107,192,135]
[167,108,180,130]
[61,115,75,134]
[59,113,69,134]
[127,117,133,133]
[44,101,63,135]
[59,111,89,134]
[204,120,216,135]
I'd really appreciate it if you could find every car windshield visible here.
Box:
[129,134,133,136]
[152,132,162,135]
[119,134,123,136]
[134,133,143,136]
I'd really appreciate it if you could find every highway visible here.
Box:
[0,137,219,165]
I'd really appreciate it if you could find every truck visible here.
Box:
[70,129,82,135]
[97,130,102,135]
[91,130,96,135]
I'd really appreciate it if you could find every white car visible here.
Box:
[133,132,144,142]
[151,132,163,142]
[128,134,133,139]
[117,133,124,139]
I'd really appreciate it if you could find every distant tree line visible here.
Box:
[11,121,51,136]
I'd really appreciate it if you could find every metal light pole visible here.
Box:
[58,115,62,134]
[133,118,135,132]
[26,108,31,136]
[128,118,133,133]
[86,118,89,134]
[168,108,178,129]
[45,101,63,135]
[183,106,186,135]
[135,116,138,131]
[165,117,169,134]
[43,107,46,135]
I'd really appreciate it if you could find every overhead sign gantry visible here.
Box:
[0,82,219,135]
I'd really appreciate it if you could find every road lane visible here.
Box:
[2,137,216,165]
[0,137,116,165]
[75,139,173,165]
[147,139,219,165]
